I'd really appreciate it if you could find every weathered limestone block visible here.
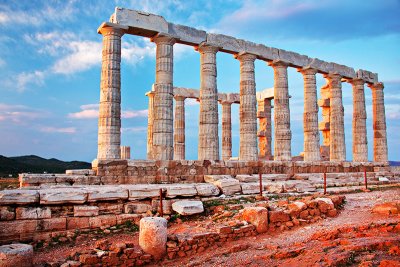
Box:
[278,49,310,67]
[308,58,334,74]
[97,203,123,214]
[66,169,96,175]
[124,202,152,214]
[195,183,220,196]
[372,202,399,215]
[235,174,258,182]
[241,183,260,194]
[15,207,51,220]
[285,181,316,192]
[89,214,117,229]
[37,218,67,232]
[331,63,356,79]
[172,200,204,215]
[261,174,290,181]
[287,201,307,217]
[165,184,197,198]
[312,198,335,213]
[152,199,173,215]
[245,43,279,61]
[0,243,33,267]
[206,33,246,53]
[242,207,268,233]
[87,186,128,201]
[269,210,290,223]
[0,190,39,205]
[74,206,99,217]
[168,24,206,45]
[0,207,15,221]
[264,182,286,193]
[125,184,162,200]
[356,69,378,84]
[19,173,56,186]
[40,188,88,204]
[139,217,168,259]
[204,175,241,195]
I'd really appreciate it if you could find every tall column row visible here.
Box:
[351,79,368,162]
[257,98,272,159]
[173,96,186,160]
[221,101,232,161]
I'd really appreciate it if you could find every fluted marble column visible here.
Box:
[174,96,185,160]
[97,25,125,160]
[197,43,219,160]
[221,101,232,161]
[269,61,291,161]
[151,34,176,160]
[120,146,131,159]
[146,91,155,159]
[237,53,258,161]
[351,79,368,162]
[257,98,272,159]
[369,82,388,162]
[326,73,346,161]
[299,67,320,161]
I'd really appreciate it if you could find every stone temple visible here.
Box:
[1,7,398,251]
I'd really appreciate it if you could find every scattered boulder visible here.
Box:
[269,210,290,223]
[204,176,241,195]
[242,207,269,233]
[195,184,220,196]
[313,198,335,213]
[139,217,168,260]
[172,200,204,215]
[241,183,260,194]
[0,243,33,267]
[372,202,399,215]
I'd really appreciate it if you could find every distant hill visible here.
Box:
[389,161,400,166]
[0,155,91,177]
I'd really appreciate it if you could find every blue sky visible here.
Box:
[0,0,399,162]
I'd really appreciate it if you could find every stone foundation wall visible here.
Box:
[93,159,385,184]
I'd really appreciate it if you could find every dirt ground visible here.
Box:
[33,188,400,266]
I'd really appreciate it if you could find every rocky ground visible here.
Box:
[33,187,400,266]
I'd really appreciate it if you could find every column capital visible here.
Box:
[368,82,384,91]
[145,91,155,97]
[151,33,177,45]
[235,52,257,62]
[97,22,128,36]
[324,72,342,80]
[297,66,317,75]
[268,60,289,68]
[196,42,219,54]
[347,78,365,86]
[174,95,186,101]
[219,100,234,106]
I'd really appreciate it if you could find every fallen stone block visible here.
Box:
[0,190,39,205]
[172,200,204,215]
[139,217,167,260]
[165,184,197,198]
[40,188,88,204]
[87,186,128,201]
[194,183,220,196]
[16,207,51,220]
[242,207,268,233]
[241,183,260,194]
[269,210,290,223]
[235,175,258,182]
[124,202,152,214]
[74,206,99,217]
[285,180,316,192]
[313,198,335,213]
[264,182,286,193]
[205,176,241,196]
[0,243,33,267]
[152,199,173,215]
[372,202,399,215]
[125,185,163,200]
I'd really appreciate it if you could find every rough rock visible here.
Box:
[194,184,220,196]
[0,243,33,267]
[372,202,399,215]
[139,217,168,260]
[242,207,269,233]
[269,210,291,223]
[264,182,286,193]
[313,198,335,213]
[288,201,307,217]
[172,200,204,215]
[204,176,241,195]
[0,190,39,205]
[241,183,260,194]
[0,207,14,221]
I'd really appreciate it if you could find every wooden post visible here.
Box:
[159,188,164,217]
[364,167,368,190]
[323,171,327,195]
[259,171,263,196]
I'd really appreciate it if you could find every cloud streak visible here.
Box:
[68,104,148,119]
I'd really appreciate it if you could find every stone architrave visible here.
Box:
[151,34,176,160]
[350,78,368,162]
[197,43,220,160]
[325,73,346,161]
[173,96,186,160]
[368,82,388,162]
[269,61,291,161]
[237,52,258,161]
[257,98,272,159]
[221,100,232,161]
[299,67,320,161]
[97,24,126,160]
[145,91,155,159]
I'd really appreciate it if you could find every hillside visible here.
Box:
[0,155,91,177]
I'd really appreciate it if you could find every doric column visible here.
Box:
[368,82,388,162]
[318,83,331,160]
[97,24,125,160]
[257,98,272,159]
[299,67,320,161]
[151,34,176,160]
[197,43,219,160]
[145,90,155,159]
[325,73,346,161]
[350,79,368,162]
[221,101,232,161]
[236,53,258,161]
[269,61,291,161]
[120,146,131,159]
[173,96,185,160]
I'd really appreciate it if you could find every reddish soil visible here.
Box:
[33,188,400,266]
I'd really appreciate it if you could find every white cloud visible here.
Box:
[68,103,148,119]
[0,103,48,123]
[185,98,199,106]
[14,71,46,92]
[0,58,5,67]
[122,109,148,118]
[40,126,76,134]
[122,126,147,133]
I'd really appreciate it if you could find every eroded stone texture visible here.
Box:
[242,207,268,233]
[350,79,368,162]
[172,200,204,215]
[237,53,258,161]
[151,34,176,160]
[120,146,131,159]
[326,73,346,161]
[318,82,331,161]
[97,24,125,160]
[369,82,388,162]
[270,61,291,160]
[146,91,155,159]
[173,96,185,160]
[197,43,219,160]
[221,101,232,161]
[300,67,320,161]
[0,243,33,267]
[139,217,167,259]
[257,98,272,159]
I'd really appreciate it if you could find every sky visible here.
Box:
[0,0,399,162]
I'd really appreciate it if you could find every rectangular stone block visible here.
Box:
[74,206,99,217]
[16,207,51,220]
[67,217,90,230]
[194,184,220,196]
[0,206,15,221]
[165,184,197,198]
[206,33,246,53]
[37,218,66,232]
[0,220,37,241]
[116,214,142,225]
[151,199,173,215]
[168,23,206,45]
[40,188,88,204]
[241,183,260,194]
[124,202,152,214]
[89,215,117,229]
[246,43,279,61]
[278,49,310,67]
[66,169,96,175]
[0,189,39,205]
[125,184,163,200]
[87,186,128,201]
[19,173,56,186]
